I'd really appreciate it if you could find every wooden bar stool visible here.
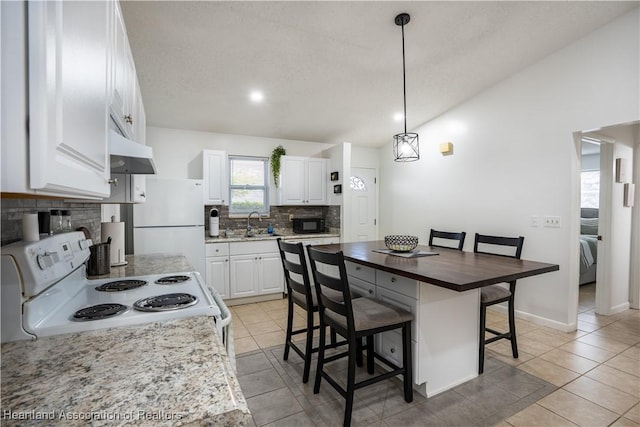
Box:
[428,229,466,250]
[474,233,525,374]
[306,246,413,427]
[276,238,345,383]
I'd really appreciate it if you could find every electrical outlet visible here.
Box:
[544,216,561,228]
[530,215,540,228]
[288,214,294,222]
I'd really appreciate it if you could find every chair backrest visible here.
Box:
[428,229,466,250]
[306,246,355,333]
[277,238,314,307]
[473,233,524,259]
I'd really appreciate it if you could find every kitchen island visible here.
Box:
[312,241,559,397]
[1,316,251,426]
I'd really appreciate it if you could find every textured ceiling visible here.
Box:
[121,1,638,147]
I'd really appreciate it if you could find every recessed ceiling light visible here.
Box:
[393,113,404,122]
[250,90,264,103]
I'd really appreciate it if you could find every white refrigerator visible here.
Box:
[133,177,205,277]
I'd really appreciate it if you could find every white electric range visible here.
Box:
[1,232,227,347]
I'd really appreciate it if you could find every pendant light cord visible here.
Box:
[401,21,407,134]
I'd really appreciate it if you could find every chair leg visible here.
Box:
[366,335,374,374]
[302,308,314,383]
[313,321,327,394]
[344,336,357,427]
[402,322,413,403]
[283,298,294,361]
[508,296,519,359]
[356,338,363,367]
[479,303,486,374]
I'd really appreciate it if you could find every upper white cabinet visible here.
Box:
[1,0,146,199]
[277,156,328,205]
[26,1,112,198]
[110,1,144,143]
[203,150,228,205]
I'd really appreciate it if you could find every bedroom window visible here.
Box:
[228,156,270,216]
[581,171,600,208]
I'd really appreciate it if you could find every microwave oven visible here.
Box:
[292,218,325,234]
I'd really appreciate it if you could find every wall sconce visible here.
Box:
[439,142,454,156]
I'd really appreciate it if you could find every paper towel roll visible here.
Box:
[22,213,40,241]
[101,221,127,266]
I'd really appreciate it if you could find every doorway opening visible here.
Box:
[578,138,600,314]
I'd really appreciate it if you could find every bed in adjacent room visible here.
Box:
[580,208,599,285]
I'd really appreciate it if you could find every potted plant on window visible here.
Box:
[270,145,286,188]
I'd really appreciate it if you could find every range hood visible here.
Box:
[109,130,157,174]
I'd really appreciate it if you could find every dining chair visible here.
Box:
[474,233,525,374]
[428,229,466,250]
[306,246,413,427]
[276,238,345,383]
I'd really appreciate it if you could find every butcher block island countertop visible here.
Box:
[2,254,251,426]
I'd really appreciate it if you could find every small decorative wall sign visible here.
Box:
[330,171,339,181]
[333,184,342,194]
[624,183,635,207]
[615,158,627,183]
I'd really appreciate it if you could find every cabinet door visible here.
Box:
[203,150,228,205]
[207,256,230,299]
[229,255,258,297]
[259,253,284,294]
[279,156,306,204]
[306,158,327,205]
[110,1,136,139]
[28,1,111,198]
[132,79,146,144]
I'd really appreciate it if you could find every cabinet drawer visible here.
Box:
[230,240,278,255]
[376,287,418,341]
[345,261,375,284]
[206,242,229,257]
[376,271,418,299]
[348,276,376,299]
[376,330,417,376]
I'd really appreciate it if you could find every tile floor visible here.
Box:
[231,284,640,426]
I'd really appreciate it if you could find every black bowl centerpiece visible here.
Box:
[384,235,418,252]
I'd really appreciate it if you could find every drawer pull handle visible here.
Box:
[355,267,361,271]
[391,277,397,283]
[390,348,396,354]
[368,289,373,294]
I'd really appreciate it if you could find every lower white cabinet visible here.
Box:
[207,240,284,299]
[345,260,421,379]
[206,243,230,298]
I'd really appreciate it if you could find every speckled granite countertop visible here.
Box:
[1,316,251,426]
[205,232,340,244]
[88,254,194,279]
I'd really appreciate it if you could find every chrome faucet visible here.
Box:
[246,211,262,237]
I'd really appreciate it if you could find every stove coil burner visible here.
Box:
[133,293,198,312]
[95,280,148,292]
[155,275,191,285]
[71,303,129,321]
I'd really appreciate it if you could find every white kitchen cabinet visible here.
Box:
[101,173,146,203]
[344,260,421,379]
[205,243,230,298]
[203,150,228,205]
[26,0,112,198]
[110,1,143,142]
[277,156,328,205]
[226,240,284,299]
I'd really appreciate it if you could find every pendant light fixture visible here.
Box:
[393,13,419,162]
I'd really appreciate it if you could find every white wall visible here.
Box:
[378,9,639,328]
[146,126,333,180]
[145,127,334,207]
